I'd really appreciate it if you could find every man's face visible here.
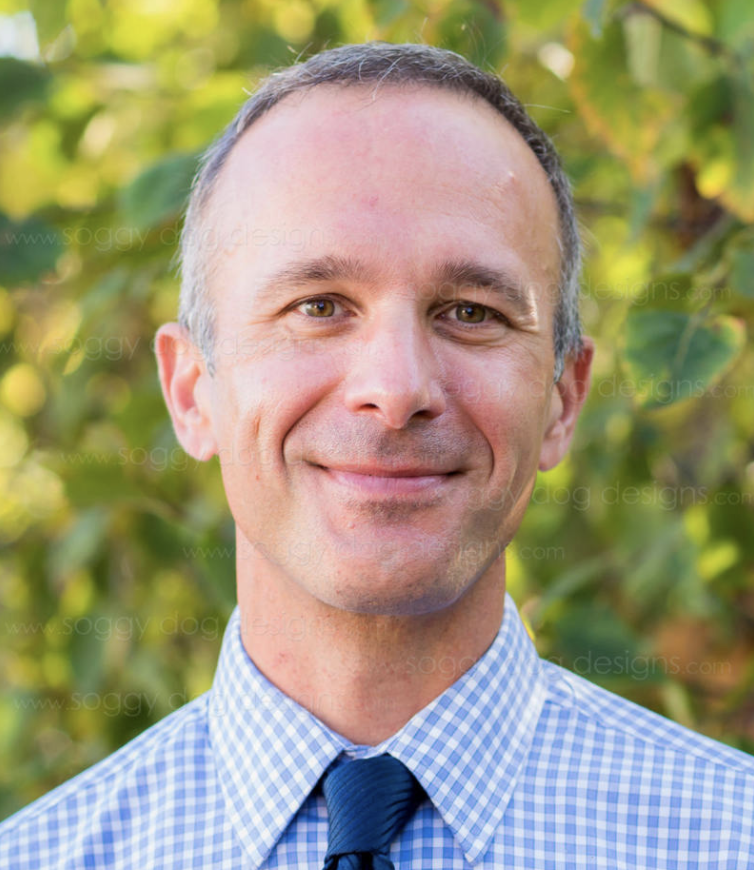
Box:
[176,85,576,616]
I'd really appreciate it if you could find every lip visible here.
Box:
[313,464,460,496]
[319,463,458,477]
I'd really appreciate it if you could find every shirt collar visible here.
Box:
[209,592,547,868]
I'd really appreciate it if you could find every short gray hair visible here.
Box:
[178,41,582,380]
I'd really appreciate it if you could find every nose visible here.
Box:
[342,304,447,429]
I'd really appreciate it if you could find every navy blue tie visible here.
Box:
[321,754,425,870]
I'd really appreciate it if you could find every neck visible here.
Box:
[236,532,506,745]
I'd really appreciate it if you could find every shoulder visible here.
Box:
[540,658,754,777]
[533,659,754,835]
[0,693,222,869]
[508,661,754,863]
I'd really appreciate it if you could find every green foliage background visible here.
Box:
[1,0,753,820]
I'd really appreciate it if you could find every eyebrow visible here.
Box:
[256,255,374,299]
[255,254,537,317]
[431,260,537,316]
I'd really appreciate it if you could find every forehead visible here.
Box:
[207,83,561,297]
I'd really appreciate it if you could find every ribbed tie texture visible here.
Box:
[322,754,424,870]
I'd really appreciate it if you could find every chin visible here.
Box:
[311,564,471,618]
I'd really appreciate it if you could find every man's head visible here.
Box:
[156,42,593,618]
[178,42,583,382]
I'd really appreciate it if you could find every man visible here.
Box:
[1,41,752,869]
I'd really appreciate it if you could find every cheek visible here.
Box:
[454,343,551,415]
[214,348,340,462]
[467,370,550,472]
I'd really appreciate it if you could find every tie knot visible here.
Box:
[322,755,424,869]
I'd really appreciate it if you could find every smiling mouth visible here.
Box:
[312,463,461,496]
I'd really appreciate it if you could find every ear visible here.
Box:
[538,336,594,472]
[154,323,218,461]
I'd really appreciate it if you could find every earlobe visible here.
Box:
[154,323,218,461]
[538,337,594,472]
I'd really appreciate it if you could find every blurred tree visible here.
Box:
[0,0,753,820]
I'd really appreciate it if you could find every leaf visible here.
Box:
[687,76,734,133]
[622,518,699,613]
[726,232,754,298]
[731,69,754,193]
[0,57,51,120]
[69,615,106,693]
[62,459,150,508]
[714,0,754,49]
[654,27,717,94]
[118,152,199,232]
[623,11,662,87]
[627,182,661,241]
[48,510,109,584]
[373,0,410,28]
[622,309,746,408]
[582,0,609,37]
[0,212,62,284]
[506,0,581,30]
[567,18,676,181]
[29,0,69,44]
[633,272,693,310]
[640,0,714,37]
[687,71,754,222]
[529,556,608,628]
[553,602,643,678]
[434,1,506,69]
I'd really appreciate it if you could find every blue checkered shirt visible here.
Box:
[2,593,753,868]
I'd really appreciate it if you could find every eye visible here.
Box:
[292,296,509,328]
[442,302,509,327]
[453,303,487,324]
[300,297,340,317]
